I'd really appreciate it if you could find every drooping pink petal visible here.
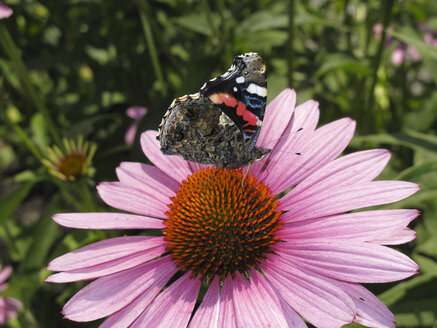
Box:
[391,46,405,66]
[265,117,355,194]
[370,228,417,245]
[97,182,168,219]
[232,271,290,327]
[218,276,238,328]
[278,209,419,242]
[63,257,176,322]
[333,282,395,328]
[46,242,166,282]
[100,270,180,328]
[127,106,147,120]
[0,266,12,284]
[277,242,418,283]
[125,122,140,145]
[188,278,221,328]
[252,99,319,183]
[0,297,21,324]
[53,212,165,230]
[129,273,201,328]
[256,88,296,150]
[280,181,419,222]
[48,236,165,271]
[264,256,356,328]
[284,149,391,203]
[0,4,12,19]
[276,295,308,328]
[117,162,179,198]
[141,130,191,183]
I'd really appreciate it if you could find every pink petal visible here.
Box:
[140,130,192,182]
[117,162,179,199]
[63,257,176,322]
[125,122,139,145]
[278,209,419,242]
[277,242,418,283]
[126,106,147,120]
[285,149,391,203]
[130,273,201,328]
[53,212,165,230]
[391,46,404,66]
[252,99,319,184]
[0,4,12,19]
[218,276,238,328]
[407,45,420,61]
[48,236,165,271]
[100,270,179,328]
[264,256,356,328]
[280,181,420,222]
[46,242,166,282]
[276,295,308,328]
[0,266,12,284]
[188,278,221,328]
[257,88,296,150]
[333,282,395,328]
[266,117,355,194]
[97,182,168,219]
[370,228,417,245]
[232,271,290,327]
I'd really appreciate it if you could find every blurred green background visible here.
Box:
[1,0,437,327]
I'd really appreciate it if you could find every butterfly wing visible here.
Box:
[200,53,267,152]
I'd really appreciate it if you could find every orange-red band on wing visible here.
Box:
[208,93,259,128]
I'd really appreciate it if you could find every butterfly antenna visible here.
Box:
[204,167,223,187]
[241,162,251,189]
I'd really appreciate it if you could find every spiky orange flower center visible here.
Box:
[57,153,86,178]
[163,168,283,280]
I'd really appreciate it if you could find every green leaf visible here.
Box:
[405,92,437,132]
[413,254,437,274]
[22,204,61,270]
[173,14,213,37]
[315,53,372,77]
[30,112,50,151]
[351,130,437,153]
[0,181,36,225]
[237,12,288,35]
[396,161,437,182]
[240,30,288,52]
[379,273,437,306]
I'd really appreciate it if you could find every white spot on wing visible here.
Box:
[236,76,245,84]
[247,83,267,97]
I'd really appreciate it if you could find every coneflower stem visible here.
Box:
[136,0,167,96]
[366,0,395,129]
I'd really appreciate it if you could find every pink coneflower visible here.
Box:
[47,89,419,327]
[0,264,21,324]
[374,22,437,66]
[0,3,12,19]
[125,106,147,145]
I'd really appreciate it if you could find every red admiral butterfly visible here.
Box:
[157,53,269,169]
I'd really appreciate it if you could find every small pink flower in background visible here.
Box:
[0,263,21,324]
[125,106,147,145]
[47,89,420,327]
[374,22,437,66]
[0,3,12,19]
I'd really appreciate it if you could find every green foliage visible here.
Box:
[1,0,437,327]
